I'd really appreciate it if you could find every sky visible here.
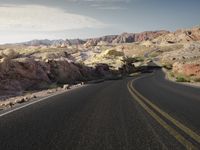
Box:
[0,0,200,44]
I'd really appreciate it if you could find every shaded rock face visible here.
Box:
[0,58,94,97]
[119,58,137,74]
[47,60,84,84]
[95,63,110,76]
[0,58,50,96]
[0,53,116,97]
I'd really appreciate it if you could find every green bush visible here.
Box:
[169,72,175,77]
[107,49,124,57]
[176,76,190,82]
[48,84,59,89]
[134,57,144,62]
[122,57,138,64]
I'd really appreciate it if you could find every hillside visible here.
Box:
[150,26,200,82]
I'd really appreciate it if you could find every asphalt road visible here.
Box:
[0,69,200,150]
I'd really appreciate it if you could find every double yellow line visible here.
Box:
[127,78,200,150]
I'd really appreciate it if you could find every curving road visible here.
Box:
[131,69,200,149]
[0,69,200,150]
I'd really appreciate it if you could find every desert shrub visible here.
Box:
[162,63,173,70]
[134,57,144,62]
[107,49,124,57]
[48,84,60,89]
[176,76,190,82]
[193,77,200,82]
[169,71,175,77]
[122,57,139,64]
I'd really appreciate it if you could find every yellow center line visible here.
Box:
[129,77,200,145]
[127,81,197,150]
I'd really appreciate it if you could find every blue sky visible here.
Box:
[0,0,200,44]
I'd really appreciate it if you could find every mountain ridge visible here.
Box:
[0,30,169,48]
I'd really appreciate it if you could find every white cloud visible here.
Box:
[0,5,105,32]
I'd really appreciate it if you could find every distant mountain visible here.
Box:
[23,39,52,46]
[113,30,170,43]
[22,39,86,47]
[84,30,169,47]
[0,30,169,48]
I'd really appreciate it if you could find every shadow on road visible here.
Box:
[138,62,162,74]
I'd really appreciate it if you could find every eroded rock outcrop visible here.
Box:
[153,27,200,44]
[0,57,96,97]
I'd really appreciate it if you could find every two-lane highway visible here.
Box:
[131,69,200,149]
[0,70,200,150]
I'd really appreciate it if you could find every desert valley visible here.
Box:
[0,25,200,109]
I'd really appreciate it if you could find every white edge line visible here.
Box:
[0,90,69,118]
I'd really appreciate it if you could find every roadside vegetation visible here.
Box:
[176,76,190,82]
[168,71,200,83]
[107,49,124,57]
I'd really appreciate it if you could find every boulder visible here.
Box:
[63,84,70,90]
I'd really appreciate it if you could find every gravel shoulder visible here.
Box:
[0,83,84,111]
